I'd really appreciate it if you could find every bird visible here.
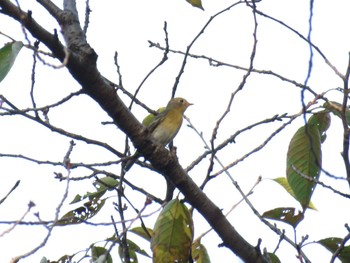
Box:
[124,97,192,171]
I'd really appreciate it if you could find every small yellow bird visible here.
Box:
[124,97,192,171]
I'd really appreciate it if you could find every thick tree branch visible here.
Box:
[0,0,268,261]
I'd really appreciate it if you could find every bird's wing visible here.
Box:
[148,110,168,133]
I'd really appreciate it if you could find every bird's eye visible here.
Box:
[179,99,184,103]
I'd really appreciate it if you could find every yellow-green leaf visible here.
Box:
[273,177,317,210]
[324,101,350,126]
[192,239,211,263]
[94,176,119,191]
[286,124,321,210]
[186,0,204,10]
[130,226,153,242]
[151,199,194,263]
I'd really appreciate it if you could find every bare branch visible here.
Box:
[172,1,245,97]
[0,180,20,206]
[341,54,350,186]
[0,201,35,238]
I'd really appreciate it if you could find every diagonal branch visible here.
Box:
[0,0,269,261]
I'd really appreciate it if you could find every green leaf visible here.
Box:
[262,207,304,228]
[186,0,204,10]
[308,111,331,133]
[286,123,321,210]
[151,199,194,263]
[272,177,317,210]
[0,41,23,83]
[118,239,151,262]
[91,246,113,263]
[318,237,350,262]
[94,176,119,191]
[45,254,73,263]
[70,194,84,204]
[308,111,331,142]
[56,197,106,225]
[69,176,118,205]
[70,190,106,204]
[130,226,154,241]
[266,253,281,263]
[62,177,118,225]
[119,243,138,263]
[324,101,350,126]
[127,239,151,258]
[192,239,211,263]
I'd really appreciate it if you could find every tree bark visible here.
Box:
[0,1,269,262]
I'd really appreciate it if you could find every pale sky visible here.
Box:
[1,0,350,262]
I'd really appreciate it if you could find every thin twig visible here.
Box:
[250,5,344,79]
[341,54,350,186]
[291,165,350,199]
[0,95,124,158]
[171,0,244,97]
[129,21,170,108]
[208,0,259,178]
[0,201,35,238]
[83,0,91,36]
[0,180,20,206]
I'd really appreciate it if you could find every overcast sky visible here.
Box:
[1,0,350,262]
